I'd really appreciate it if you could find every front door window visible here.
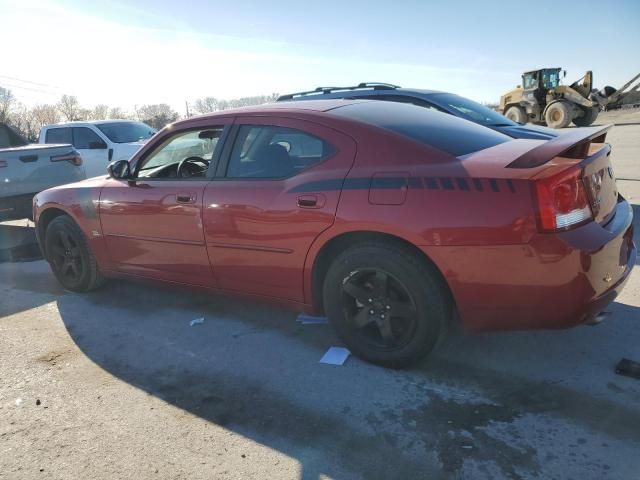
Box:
[136,128,224,179]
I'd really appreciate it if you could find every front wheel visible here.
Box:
[573,106,599,127]
[323,242,451,368]
[45,215,105,292]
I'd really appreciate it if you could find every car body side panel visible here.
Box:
[33,177,110,267]
[203,115,358,302]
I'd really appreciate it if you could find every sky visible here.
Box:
[1,0,639,114]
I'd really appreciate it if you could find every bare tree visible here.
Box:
[193,93,279,114]
[193,97,221,114]
[31,104,61,126]
[0,86,16,123]
[107,107,130,119]
[89,104,109,120]
[137,104,178,129]
[57,94,82,121]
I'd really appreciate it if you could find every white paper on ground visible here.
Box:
[320,346,351,365]
[190,317,205,327]
[296,314,329,325]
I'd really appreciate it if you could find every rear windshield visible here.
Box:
[96,122,156,143]
[329,101,510,156]
[429,92,517,127]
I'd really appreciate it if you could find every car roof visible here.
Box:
[43,119,141,128]
[172,99,364,128]
[277,84,445,101]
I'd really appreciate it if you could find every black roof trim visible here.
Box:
[277,83,400,101]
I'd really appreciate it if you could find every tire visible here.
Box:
[505,106,527,124]
[573,106,599,127]
[322,242,451,368]
[544,101,572,129]
[45,215,105,292]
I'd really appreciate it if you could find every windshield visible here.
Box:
[429,93,517,127]
[96,122,156,143]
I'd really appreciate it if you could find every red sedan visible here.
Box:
[33,100,635,367]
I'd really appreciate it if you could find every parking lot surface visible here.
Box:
[2,118,640,480]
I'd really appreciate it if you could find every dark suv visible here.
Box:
[277,83,557,140]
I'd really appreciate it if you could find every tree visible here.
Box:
[7,103,60,142]
[0,86,16,123]
[192,93,279,114]
[136,104,178,129]
[193,97,221,114]
[88,104,109,120]
[57,94,82,121]
[107,107,130,119]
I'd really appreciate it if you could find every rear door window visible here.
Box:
[45,127,72,144]
[226,125,335,179]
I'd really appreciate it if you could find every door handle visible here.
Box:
[176,193,196,204]
[297,194,324,208]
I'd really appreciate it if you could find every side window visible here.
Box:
[136,128,223,179]
[523,74,537,89]
[227,125,335,179]
[72,127,106,149]
[45,127,72,144]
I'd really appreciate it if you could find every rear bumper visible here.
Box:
[424,197,635,331]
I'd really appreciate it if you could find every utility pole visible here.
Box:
[185,101,190,118]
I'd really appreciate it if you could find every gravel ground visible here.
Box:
[1,112,640,480]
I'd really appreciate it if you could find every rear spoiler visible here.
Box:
[507,124,612,168]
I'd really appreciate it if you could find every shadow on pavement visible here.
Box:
[52,274,640,480]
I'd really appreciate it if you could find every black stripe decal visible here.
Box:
[288,176,516,194]
[371,176,407,189]
[408,177,423,189]
[440,178,454,190]
[424,177,439,190]
[456,178,469,191]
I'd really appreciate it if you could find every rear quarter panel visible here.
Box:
[302,127,542,306]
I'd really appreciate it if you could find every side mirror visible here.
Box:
[107,159,131,179]
[89,141,107,149]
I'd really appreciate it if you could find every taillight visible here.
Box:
[51,151,82,166]
[533,165,593,232]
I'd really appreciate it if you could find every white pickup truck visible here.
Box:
[39,120,156,178]
[0,123,85,221]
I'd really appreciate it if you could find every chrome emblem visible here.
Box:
[591,170,604,192]
[603,273,613,283]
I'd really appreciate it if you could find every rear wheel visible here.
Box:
[573,106,599,127]
[322,242,450,368]
[544,101,572,129]
[505,106,527,124]
[45,215,105,292]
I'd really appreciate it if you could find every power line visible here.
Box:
[0,75,61,90]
